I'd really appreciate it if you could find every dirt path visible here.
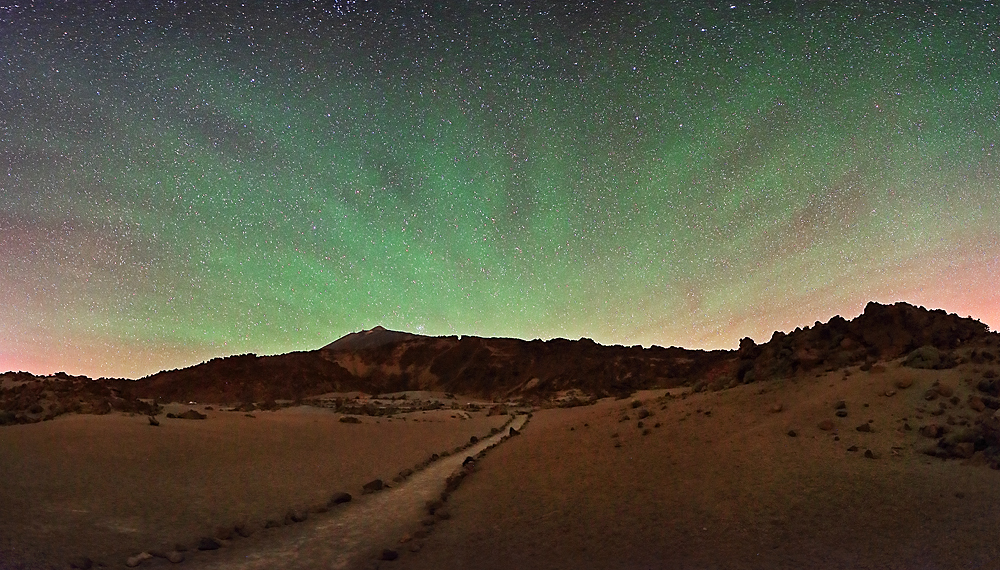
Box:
[186,414,527,570]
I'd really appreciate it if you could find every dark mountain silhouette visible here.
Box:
[1,302,995,420]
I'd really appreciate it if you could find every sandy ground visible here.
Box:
[394,362,1000,570]
[0,406,508,570]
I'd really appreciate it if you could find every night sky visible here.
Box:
[2,1,998,379]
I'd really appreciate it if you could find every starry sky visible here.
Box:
[2,1,999,379]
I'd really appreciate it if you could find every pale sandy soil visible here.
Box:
[0,406,507,570]
[393,361,1000,570]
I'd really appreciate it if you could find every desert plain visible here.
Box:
[4,304,1000,569]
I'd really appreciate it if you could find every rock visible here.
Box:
[835,410,848,418]
[166,552,184,564]
[864,449,878,459]
[856,423,872,433]
[363,479,385,494]
[177,409,207,420]
[920,424,943,438]
[69,556,93,569]
[509,427,520,436]
[903,345,942,369]
[817,419,835,431]
[339,416,361,423]
[895,377,914,389]
[847,445,859,452]
[969,396,987,412]
[834,400,847,410]
[936,384,954,397]
[923,389,939,401]
[126,552,153,567]
[884,390,896,397]
[148,416,160,426]
[954,442,976,459]
[215,526,234,540]
[787,429,798,437]
[285,509,308,524]
[770,403,783,413]
[234,522,255,538]
[329,492,352,506]
[637,408,651,419]
[380,549,399,561]
[462,456,475,466]
[197,537,221,550]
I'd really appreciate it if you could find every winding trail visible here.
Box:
[188,414,527,569]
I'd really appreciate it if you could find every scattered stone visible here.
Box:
[895,378,914,389]
[126,552,153,567]
[642,428,652,436]
[884,390,896,397]
[817,419,835,431]
[630,400,642,409]
[954,442,976,459]
[637,408,651,419]
[923,389,939,401]
[399,533,412,544]
[920,424,943,438]
[770,403,783,413]
[864,449,878,459]
[363,479,385,494]
[234,522,255,538]
[835,409,848,418]
[787,429,798,437]
[509,427,520,436]
[197,537,221,551]
[469,435,478,444]
[339,416,361,424]
[847,445,859,452]
[285,509,308,523]
[166,552,184,564]
[614,441,622,448]
[969,396,987,412]
[177,409,207,420]
[936,384,955,397]
[148,416,159,426]
[380,549,399,561]
[329,492,352,505]
[856,423,872,433]
[834,400,847,410]
[69,556,93,569]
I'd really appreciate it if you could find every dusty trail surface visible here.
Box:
[189,414,527,570]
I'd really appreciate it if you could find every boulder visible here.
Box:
[196,537,221,551]
[363,479,385,494]
[380,549,399,561]
[903,346,942,369]
[177,409,207,420]
[126,552,153,567]
[329,491,352,505]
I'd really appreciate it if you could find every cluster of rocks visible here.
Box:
[0,372,160,426]
[917,366,1000,465]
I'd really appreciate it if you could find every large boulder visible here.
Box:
[903,346,942,369]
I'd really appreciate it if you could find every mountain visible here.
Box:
[2,301,995,419]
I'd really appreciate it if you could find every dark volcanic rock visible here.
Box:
[196,537,221,551]
[176,409,207,420]
[362,479,385,494]
[329,491,353,505]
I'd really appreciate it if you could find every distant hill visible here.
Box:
[2,301,995,418]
